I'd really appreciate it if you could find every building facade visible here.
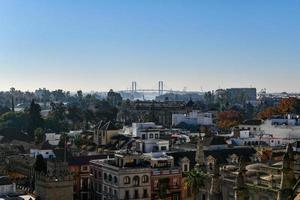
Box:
[90,151,151,200]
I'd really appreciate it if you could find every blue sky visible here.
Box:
[0,0,299,92]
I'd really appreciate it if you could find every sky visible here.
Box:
[0,0,299,93]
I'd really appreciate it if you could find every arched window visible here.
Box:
[123,176,130,184]
[108,174,112,182]
[133,176,140,186]
[142,175,149,183]
[104,173,107,180]
[114,176,118,184]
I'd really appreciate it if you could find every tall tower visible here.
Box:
[234,158,249,200]
[132,81,137,94]
[209,160,222,200]
[158,81,164,95]
[35,160,74,200]
[277,143,296,200]
[195,134,205,168]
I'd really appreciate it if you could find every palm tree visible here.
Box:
[185,168,206,200]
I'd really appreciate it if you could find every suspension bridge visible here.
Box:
[118,81,202,95]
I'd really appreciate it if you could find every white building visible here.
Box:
[132,122,162,138]
[67,130,82,138]
[136,139,169,153]
[172,111,213,126]
[259,119,300,139]
[239,116,300,140]
[30,149,56,159]
[45,133,61,146]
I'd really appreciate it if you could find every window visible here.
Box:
[94,183,97,192]
[155,133,159,139]
[109,187,112,195]
[104,186,107,193]
[133,176,140,186]
[98,184,102,192]
[108,174,112,182]
[94,170,97,179]
[104,173,107,180]
[149,133,154,138]
[125,190,130,200]
[114,176,118,184]
[134,190,139,199]
[173,193,179,200]
[123,176,130,184]
[143,189,148,198]
[142,175,149,183]
[173,178,178,186]
[161,146,167,151]
[142,134,146,139]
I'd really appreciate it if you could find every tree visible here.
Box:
[0,111,28,131]
[74,134,85,148]
[258,98,300,120]
[77,90,83,100]
[34,154,47,174]
[34,128,45,145]
[0,106,10,116]
[204,91,215,106]
[27,100,43,137]
[58,132,68,148]
[185,168,206,200]
[259,106,279,120]
[45,102,69,133]
[94,100,118,123]
[217,110,242,130]
[67,104,84,129]
[277,97,298,114]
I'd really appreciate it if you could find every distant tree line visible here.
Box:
[0,90,120,144]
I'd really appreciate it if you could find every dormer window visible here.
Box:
[183,164,188,172]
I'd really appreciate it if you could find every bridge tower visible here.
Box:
[158,81,164,95]
[131,81,137,94]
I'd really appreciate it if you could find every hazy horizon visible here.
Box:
[0,1,299,93]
